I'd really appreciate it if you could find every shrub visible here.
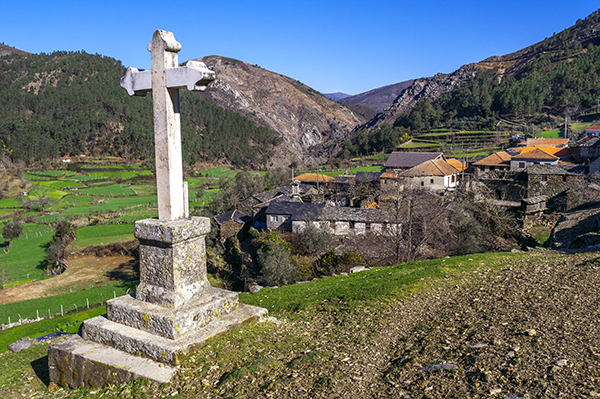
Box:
[257,233,296,286]
[299,224,334,256]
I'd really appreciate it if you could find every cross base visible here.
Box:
[48,303,267,387]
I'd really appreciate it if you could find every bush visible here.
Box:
[299,224,334,256]
[257,233,296,286]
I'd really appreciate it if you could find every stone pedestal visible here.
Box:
[48,217,268,388]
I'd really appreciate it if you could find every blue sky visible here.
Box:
[1,1,598,95]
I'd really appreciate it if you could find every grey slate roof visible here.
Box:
[385,151,444,169]
[355,172,382,182]
[265,202,324,221]
[213,210,252,226]
[526,164,579,175]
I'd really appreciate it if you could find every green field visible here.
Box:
[0,282,136,325]
[76,184,137,196]
[537,129,561,138]
[72,224,135,248]
[0,228,54,281]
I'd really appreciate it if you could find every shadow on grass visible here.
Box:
[31,355,50,387]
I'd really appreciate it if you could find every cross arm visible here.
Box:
[120,60,216,96]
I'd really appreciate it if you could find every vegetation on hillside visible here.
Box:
[390,10,600,136]
[0,51,280,168]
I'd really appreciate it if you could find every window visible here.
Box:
[518,162,525,169]
[541,176,548,182]
[349,221,355,229]
[563,176,567,182]
[269,215,278,222]
[430,179,434,184]
[365,223,371,231]
[421,181,424,186]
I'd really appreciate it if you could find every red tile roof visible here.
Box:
[512,147,559,160]
[401,159,459,177]
[526,138,568,147]
[473,151,511,167]
[586,124,600,131]
[294,173,335,182]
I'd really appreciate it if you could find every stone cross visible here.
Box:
[120,30,215,221]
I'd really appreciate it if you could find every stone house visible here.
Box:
[577,135,600,160]
[521,164,585,213]
[585,124,600,137]
[399,159,460,191]
[384,151,445,172]
[263,201,398,236]
[264,201,324,232]
[510,148,559,171]
[213,209,252,241]
[472,152,511,176]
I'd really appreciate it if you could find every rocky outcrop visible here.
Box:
[195,56,365,167]
[364,64,479,130]
[341,79,415,112]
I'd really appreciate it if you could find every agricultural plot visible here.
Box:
[71,224,135,248]
[0,228,54,281]
[0,283,136,324]
[75,184,137,196]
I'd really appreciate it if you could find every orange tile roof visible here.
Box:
[401,159,459,177]
[293,173,335,182]
[586,124,600,131]
[526,138,568,147]
[512,147,558,160]
[473,151,511,166]
[446,158,465,172]
[519,146,569,158]
[380,172,401,179]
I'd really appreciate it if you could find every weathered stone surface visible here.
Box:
[135,217,211,308]
[134,217,210,244]
[48,335,176,388]
[104,288,239,339]
[82,303,268,366]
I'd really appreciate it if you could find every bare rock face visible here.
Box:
[364,64,479,130]
[196,56,365,167]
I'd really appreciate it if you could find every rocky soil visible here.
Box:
[158,250,600,399]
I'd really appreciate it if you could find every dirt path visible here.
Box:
[0,256,136,305]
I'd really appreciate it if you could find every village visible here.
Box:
[213,125,600,248]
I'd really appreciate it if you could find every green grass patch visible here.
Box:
[38,180,81,189]
[0,282,136,326]
[0,197,20,208]
[71,224,135,248]
[537,129,561,138]
[241,252,515,315]
[201,167,237,179]
[0,305,108,352]
[75,184,136,196]
[0,229,54,281]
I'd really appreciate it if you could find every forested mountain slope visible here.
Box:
[363,8,600,133]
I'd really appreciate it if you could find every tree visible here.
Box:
[299,224,334,256]
[45,221,76,275]
[257,232,296,286]
[2,219,23,252]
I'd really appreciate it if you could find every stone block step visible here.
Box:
[83,303,268,365]
[106,287,239,339]
[48,334,176,388]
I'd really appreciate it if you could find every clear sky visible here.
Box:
[1,1,598,95]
